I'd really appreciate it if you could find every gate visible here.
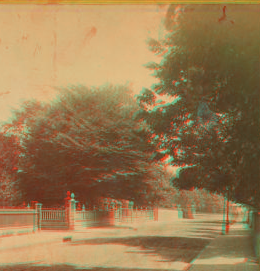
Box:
[40,208,69,230]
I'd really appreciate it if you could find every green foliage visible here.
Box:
[7,84,161,206]
[146,167,179,207]
[0,131,22,205]
[157,182,225,213]
[136,4,260,208]
[151,168,224,212]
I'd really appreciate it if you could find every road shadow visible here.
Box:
[187,229,220,239]
[191,261,259,270]
[87,225,137,230]
[190,220,223,224]
[69,235,210,263]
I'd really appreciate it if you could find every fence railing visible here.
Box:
[41,209,67,221]
[0,208,37,236]
[0,194,159,235]
[73,206,157,229]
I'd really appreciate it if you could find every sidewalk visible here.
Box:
[189,223,259,271]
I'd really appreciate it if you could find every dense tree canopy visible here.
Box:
[5,84,163,206]
[135,4,260,207]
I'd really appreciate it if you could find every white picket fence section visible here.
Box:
[40,208,69,230]
[41,209,67,221]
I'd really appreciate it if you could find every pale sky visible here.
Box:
[0,4,169,122]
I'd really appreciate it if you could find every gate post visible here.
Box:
[69,193,76,230]
[156,206,159,221]
[117,201,122,222]
[35,203,42,231]
[129,201,134,222]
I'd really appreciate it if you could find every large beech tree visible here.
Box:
[7,84,162,206]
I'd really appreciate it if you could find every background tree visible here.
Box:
[135,4,260,208]
[0,131,22,206]
[6,84,160,206]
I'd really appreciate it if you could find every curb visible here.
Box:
[186,233,221,271]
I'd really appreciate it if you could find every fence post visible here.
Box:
[111,201,116,224]
[117,201,122,222]
[93,205,96,222]
[69,193,76,230]
[192,204,196,216]
[35,203,42,231]
[82,204,85,223]
[129,201,134,223]
[153,206,156,221]
[126,200,129,222]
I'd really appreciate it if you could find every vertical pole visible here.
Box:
[34,203,38,232]
[82,204,85,226]
[222,192,226,235]
[226,188,229,234]
[119,202,122,222]
[126,200,129,223]
[82,204,86,219]
[94,205,96,223]
[128,201,134,223]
